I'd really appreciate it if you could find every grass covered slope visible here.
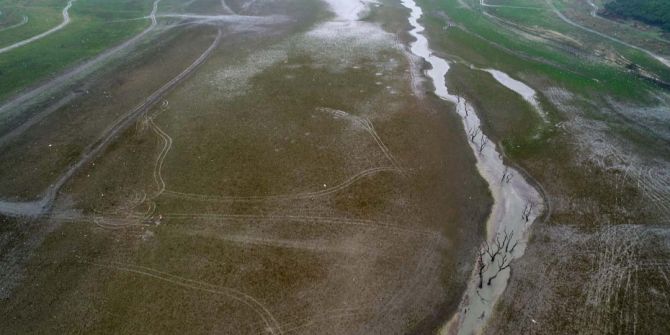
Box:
[604,0,670,31]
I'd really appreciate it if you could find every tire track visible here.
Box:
[270,309,367,335]
[639,167,670,224]
[358,240,438,334]
[156,107,403,207]
[184,229,380,255]
[163,166,400,203]
[316,107,405,174]
[148,117,172,197]
[84,261,283,335]
[0,15,28,32]
[252,305,374,335]
[581,225,646,334]
[161,213,437,238]
[598,150,670,225]
[479,0,541,10]
[92,216,151,230]
[220,0,235,14]
[360,118,406,174]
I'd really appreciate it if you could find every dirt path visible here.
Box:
[0,0,75,54]
[479,0,541,10]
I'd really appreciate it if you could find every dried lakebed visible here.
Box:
[0,0,553,333]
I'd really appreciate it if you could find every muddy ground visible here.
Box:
[414,0,670,333]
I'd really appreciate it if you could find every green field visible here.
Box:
[0,0,153,100]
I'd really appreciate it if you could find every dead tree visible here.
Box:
[477,247,488,289]
[500,167,513,183]
[483,240,499,263]
[478,136,488,153]
[468,127,480,143]
[485,230,517,286]
[487,253,512,286]
[483,230,513,263]
[476,230,521,289]
[522,201,535,222]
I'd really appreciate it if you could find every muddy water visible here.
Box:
[399,0,543,334]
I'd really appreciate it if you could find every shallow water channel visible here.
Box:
[399,0,544,333]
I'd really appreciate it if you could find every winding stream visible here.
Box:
[399,0,543,334]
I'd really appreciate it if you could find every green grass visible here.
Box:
[0,0,66,46]
[0,0,153,100]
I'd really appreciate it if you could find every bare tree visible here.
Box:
[468,127,480,143]
[500,167,511,184]
[483,240,499,263]
[504,172,513,183]
[477,247,488,289]
[522,201,535,222]
[477,230,518,287]
[478,136,488,153]
[487,252,512,286]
